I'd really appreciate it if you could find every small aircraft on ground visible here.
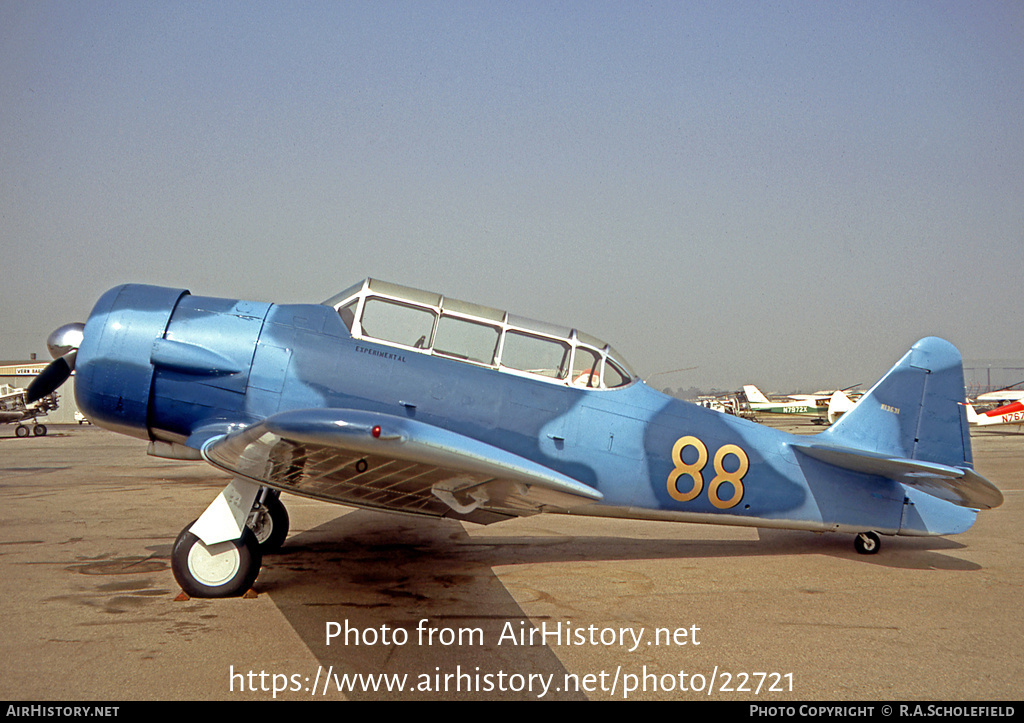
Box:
[826,390,856,425]
[0,383,58,437]
[694,391,758,421]
[28,279,1003,597]
[742,385,819,415]
[975,387,1024,405]
[744,385,861,418]
[965,399,1024,433]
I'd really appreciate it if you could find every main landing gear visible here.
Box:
[854,531,881,555]
[14,423,47,437]
[170,482,290,598]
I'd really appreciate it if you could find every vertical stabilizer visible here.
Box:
[819,338,972,469]
[743,385,771,404]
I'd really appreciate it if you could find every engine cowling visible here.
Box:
[75,284,189,440]
[75,284,275,444]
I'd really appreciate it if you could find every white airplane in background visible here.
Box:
[827,390,856,425]
[965,399,1024,433]
[976,389,1024,404]
[742,385,820,415]
[743,385,860,417]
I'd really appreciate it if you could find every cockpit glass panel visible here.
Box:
[501,331,571,379]
[367,278,442,307]
[571,346,602,388]
[433,315,500,365]
[604,358,631,388]
[338,300,358,332]
[606,346,636,379]
[360,298,436,349]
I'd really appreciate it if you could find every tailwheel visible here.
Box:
[854,531,881,555]
[171,521,262,598]
[247,493,289,554]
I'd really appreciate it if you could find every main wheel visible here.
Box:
[33,424,47,436]
[247,494,289,554]
[15,425,28,438]
[171,521,262,598]
[854,531,881,555]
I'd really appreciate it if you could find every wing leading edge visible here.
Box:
[201,408,603,524]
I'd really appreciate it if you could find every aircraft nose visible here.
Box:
[72,284,188,440]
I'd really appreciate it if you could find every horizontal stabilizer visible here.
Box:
[202,408,602,524]
[790,440,1002,510]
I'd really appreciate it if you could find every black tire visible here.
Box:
[248,494,289,554]
[33,424,47,436]
[171,521,262,598]
[854,531,881,555]
[15,425,28,438]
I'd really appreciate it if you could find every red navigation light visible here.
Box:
[371,425,382,438]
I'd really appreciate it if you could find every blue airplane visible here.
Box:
[28,279,1003,597]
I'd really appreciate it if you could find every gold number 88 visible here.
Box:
[666,437,748,509]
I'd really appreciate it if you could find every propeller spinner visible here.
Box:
[26,322,85,403]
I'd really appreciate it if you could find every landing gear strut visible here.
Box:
[854,531,880,555]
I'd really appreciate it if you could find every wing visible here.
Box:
[790,440,1003,510]
[200,408,603,525]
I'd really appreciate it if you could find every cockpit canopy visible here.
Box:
[323,279,636,389]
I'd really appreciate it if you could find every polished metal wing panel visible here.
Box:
[201,408,603,525]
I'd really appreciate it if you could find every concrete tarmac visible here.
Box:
[1,420,1020,701]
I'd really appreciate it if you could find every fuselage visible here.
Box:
[73,283,977,540]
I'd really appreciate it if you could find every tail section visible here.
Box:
[795,338,1002,511]
[743,385,771,404]
[826,390,854,424]
[819,337,972,469]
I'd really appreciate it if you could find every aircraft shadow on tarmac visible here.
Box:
[245,508,979,581]
[148,508,981,700]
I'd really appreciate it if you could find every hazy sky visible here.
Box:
[2,1,1022,392]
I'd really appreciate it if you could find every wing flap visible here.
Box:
[790,441,1003,510]
[201,408,602,524]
